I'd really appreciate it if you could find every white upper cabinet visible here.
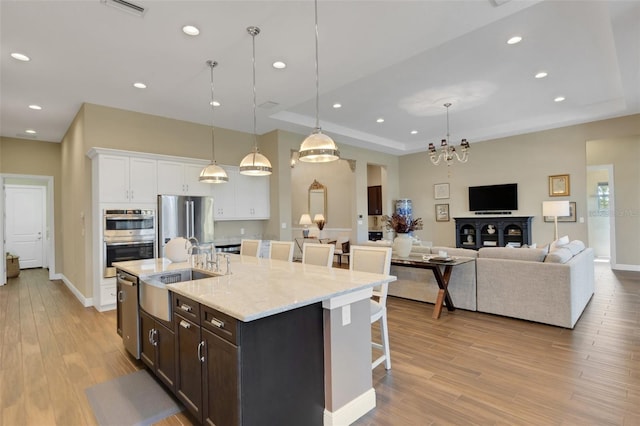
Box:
[212,166,237,220]
[157,160,212,197]
[236,173,270,220]
[98,154,157,204]
[212,166,270,221]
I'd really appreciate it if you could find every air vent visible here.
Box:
[102,0,146,17]
[16,132,38,139]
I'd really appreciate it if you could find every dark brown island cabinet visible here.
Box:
[172,293,325,425]
[139,309,176,392]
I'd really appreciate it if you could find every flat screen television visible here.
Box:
[468,183,518,211]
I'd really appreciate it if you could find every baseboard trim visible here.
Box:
[612,263,640,272]
[60,274,93,307]
[323,388,376,426]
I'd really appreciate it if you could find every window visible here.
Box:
[597,182,609,211]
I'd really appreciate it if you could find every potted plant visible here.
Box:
[382,213,423,257]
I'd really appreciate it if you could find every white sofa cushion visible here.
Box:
[478,247,547,262]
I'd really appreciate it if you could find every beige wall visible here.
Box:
[399,114,640,268]
[0,137,63,273]
[9,103,639,300]
[275,130,400,244]
[587,134,640,267]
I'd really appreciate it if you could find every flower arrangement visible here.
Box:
[382,213,423,234]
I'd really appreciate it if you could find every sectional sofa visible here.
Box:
[383,240,595,329]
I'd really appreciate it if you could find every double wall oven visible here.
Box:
[103,209,155,278]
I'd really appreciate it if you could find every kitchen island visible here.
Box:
[114,255,396,426]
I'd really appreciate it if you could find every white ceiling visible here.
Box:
[2,0,639,155]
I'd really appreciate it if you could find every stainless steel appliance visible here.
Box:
[157,195,215,257]
[116,269,140,358]
[103,209,155,278]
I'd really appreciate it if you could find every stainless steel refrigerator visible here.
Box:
[157,195,215,257]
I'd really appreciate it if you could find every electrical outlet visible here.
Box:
[240,228,245,235]
[282,222,287,229]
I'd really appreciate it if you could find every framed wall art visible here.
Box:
[434,183,450,200]
[549,174,570,197]
[435,203,450,222]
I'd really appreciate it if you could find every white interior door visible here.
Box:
[5,185,46,269]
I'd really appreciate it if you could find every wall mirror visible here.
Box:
[308,179,327,222]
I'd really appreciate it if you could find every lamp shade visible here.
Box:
[199,162,229,183]
[542,201,570,217]
[299,130,340,163]
[299,214,313,226]
[313,213,325,222]
[239,150,272,176]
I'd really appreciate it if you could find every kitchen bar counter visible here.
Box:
[114,255,395,322]
[114,255,397,425]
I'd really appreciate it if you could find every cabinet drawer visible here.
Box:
[201,305,238,345]
[173,294,200,322]
[101,284,117,305]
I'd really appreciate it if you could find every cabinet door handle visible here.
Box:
[180,304,193,313]
[148,329,154,344]
[130,190,134,199]
[210,318,224,328]
[153,329,158,346]
[179,320,191,329]
[197,341,205,363]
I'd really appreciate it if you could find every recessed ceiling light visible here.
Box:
[554,96,565,102]
[182,25,200,36]
[272,61,286,69]
[410,130,418,135]
[11,52,30,61]
[507,36,522,45]
[25,129,37,134]
[376,118,384,123]
[210,100,221,107]
[133,82,147,89]
[332,103,342,109]
[535,72,548,79]
[28,104,42,110]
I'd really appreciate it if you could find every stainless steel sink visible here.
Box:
[140,268,222,321]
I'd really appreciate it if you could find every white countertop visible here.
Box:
[114,256,396,322]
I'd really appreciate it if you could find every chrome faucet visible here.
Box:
[186,237,200,254]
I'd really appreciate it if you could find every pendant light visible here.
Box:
[239,26,273,176]
[298,0,339,163]
[199,60,229,183]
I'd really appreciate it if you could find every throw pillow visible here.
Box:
[565,240,586,255]
[550,235,570,251]
[544,247,573,263]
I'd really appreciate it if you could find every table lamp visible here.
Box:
[542,201,570,240]
[313,213,325,231]
[299,214,312,237]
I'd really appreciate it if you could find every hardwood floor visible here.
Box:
[1,263,638,425]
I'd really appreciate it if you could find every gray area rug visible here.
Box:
[85,369,182,426]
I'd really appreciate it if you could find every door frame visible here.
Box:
[0,174,57,285]
[586,164,616,267]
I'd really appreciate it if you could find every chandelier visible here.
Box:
[428,103,470,166]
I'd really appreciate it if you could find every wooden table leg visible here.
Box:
[431,265,455,318]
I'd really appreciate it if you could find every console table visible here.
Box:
[454,216,533,249]
[391,255,474,319]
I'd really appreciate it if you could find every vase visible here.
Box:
[393,233,412,258]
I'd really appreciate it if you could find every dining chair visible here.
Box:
[240,239,261,257]
[349,245,393,370]
[268,240,294,262]
[302,242,334,267]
